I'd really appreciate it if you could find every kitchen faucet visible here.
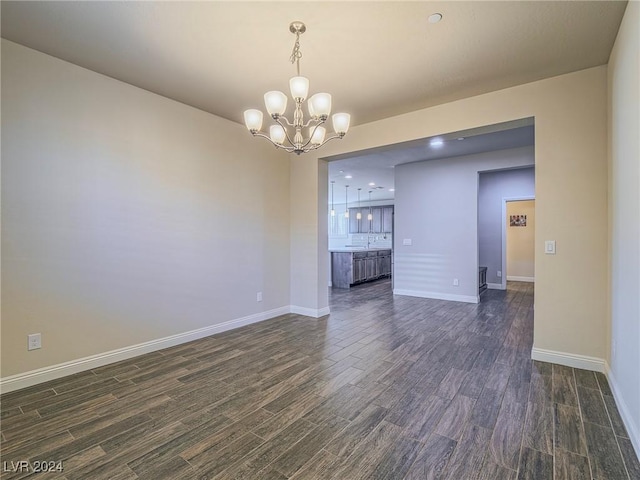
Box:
[367,234,374,249]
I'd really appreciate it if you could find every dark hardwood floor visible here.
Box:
[1,281,638,479]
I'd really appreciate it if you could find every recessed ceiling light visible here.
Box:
[429,138,444,148]
[345,175,352,179]
[457,137,465,141]
[368,182,376,186]
[428,13,443,24]
[389,188,395,192]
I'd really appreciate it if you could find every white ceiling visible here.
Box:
[1,1,626,128]
[1,1,625,205]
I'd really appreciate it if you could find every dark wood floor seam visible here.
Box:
[1,280,636,480]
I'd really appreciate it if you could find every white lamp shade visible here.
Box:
[367,213,373,221]
[345,210,350,218]
[308,100,316,118]
[289,76,310,101]
[330,209,336,217]
[244,109,263,131]
[269,125,286,144]
[356,211,362,220]
[310,93,331,117]
[332,113,351,134]
[264,91,287,116]
[310,126,326,145]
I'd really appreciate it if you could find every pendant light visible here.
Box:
[344,185,349,218]
[356,188,362,220]
[367,191,373,221]
[330,181,335,217]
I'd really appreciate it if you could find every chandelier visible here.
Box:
[243,21,351,155]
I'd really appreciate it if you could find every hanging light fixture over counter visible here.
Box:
[243,21,351,155]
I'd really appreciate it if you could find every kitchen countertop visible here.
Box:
[329,247,392,253]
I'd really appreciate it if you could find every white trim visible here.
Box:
[507,276,535,283]
[0,306,291,394]
[290,305,331,318]
[529,349,640,459]
[487,283,505,290]
[393,289,479,304]
[531,347,606,372]
[605,362,640,460]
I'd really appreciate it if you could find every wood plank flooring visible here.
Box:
[1,281,638,479]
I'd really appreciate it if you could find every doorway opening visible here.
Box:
[503,198,536,289]
[325,118,535,303]
[478,167,535,295]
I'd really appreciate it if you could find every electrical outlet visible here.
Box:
[28,333,41,351]
[256,292,263,302]
[497,270,502,278]
[453,279,459,286]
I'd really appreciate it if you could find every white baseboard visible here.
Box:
[605,362,640,460]
[290,305,331,318]
[0,306,292,394]
[487,283,505,290]
[531,347,606,372]
[530,350,640,459]
[507,276,535,282]
[393,289,479,304]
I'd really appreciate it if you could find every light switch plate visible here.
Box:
[545,240,556,254]
[402,239,412,246]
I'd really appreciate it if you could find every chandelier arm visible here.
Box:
[299,119,328,151]
[275,116,298,149]
[303,144,322,153]
[253,132,297,152]
[302,117,322,128]
[316,133,345,148]
[299,133,343,153]
[276,115,295,127]
[251,131,275,142]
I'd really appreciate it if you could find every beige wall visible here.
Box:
[292,64,608,363]
[607,1,640,455]
[507,200,535,280]
[1,40,291,378]
[289,157,323,314]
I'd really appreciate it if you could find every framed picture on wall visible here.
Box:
[510,215,527,227]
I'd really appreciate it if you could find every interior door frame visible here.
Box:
[501,196,535,290]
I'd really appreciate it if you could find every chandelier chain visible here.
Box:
[289,31,302,76]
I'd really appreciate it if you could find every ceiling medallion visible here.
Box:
[243,21,351,155]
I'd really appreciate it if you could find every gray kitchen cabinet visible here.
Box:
[353,254,366,283]
[365,252,378,278]
[349,206,394,234]
[370,208,383,233]
[382,206,393,233]
[348,208,368,233]
[331,249,392,288]
[348,208,359,234]
[377,251,392,277]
